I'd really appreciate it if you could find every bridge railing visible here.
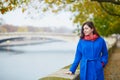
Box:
[0,32,76,36]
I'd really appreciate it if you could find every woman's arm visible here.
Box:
[69,39,82,74]
[101,39,109,67]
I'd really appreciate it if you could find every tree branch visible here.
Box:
[99,3,120,17]
[91,0,120,5]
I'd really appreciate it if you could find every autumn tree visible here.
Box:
[0,0,30,14]
[17,27,28,32]
[0,26,7,32]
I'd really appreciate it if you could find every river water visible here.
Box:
[0,41,77,80]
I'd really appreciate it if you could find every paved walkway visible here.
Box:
[104,40,120,80]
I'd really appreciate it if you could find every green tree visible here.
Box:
[44,0,120,36]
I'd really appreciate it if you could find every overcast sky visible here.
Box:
[0,8,76,30]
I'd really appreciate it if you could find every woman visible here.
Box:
[66,21,108,80]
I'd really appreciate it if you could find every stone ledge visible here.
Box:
[49,69,79,79]
[40,69,79,80]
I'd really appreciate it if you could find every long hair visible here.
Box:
[80,21,100,39]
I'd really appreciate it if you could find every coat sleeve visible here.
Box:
[101,39,108,67]
[69,39,82,74]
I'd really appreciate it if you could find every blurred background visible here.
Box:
[0,0,120,80]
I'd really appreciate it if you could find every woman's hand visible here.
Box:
[65,70,73,75]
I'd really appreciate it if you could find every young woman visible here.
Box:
[66,21,108,80]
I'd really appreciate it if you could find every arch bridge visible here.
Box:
[0,32,79,46]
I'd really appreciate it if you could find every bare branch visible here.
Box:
[91,0,120,5]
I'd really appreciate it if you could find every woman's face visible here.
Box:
[83,24,93,36]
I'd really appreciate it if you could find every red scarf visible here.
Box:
[84,34,99,41]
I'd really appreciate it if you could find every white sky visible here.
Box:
[0,8,76,30]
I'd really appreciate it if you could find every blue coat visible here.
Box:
[70,37,108,80]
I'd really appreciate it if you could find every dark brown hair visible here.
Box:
[80,21,100,39]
